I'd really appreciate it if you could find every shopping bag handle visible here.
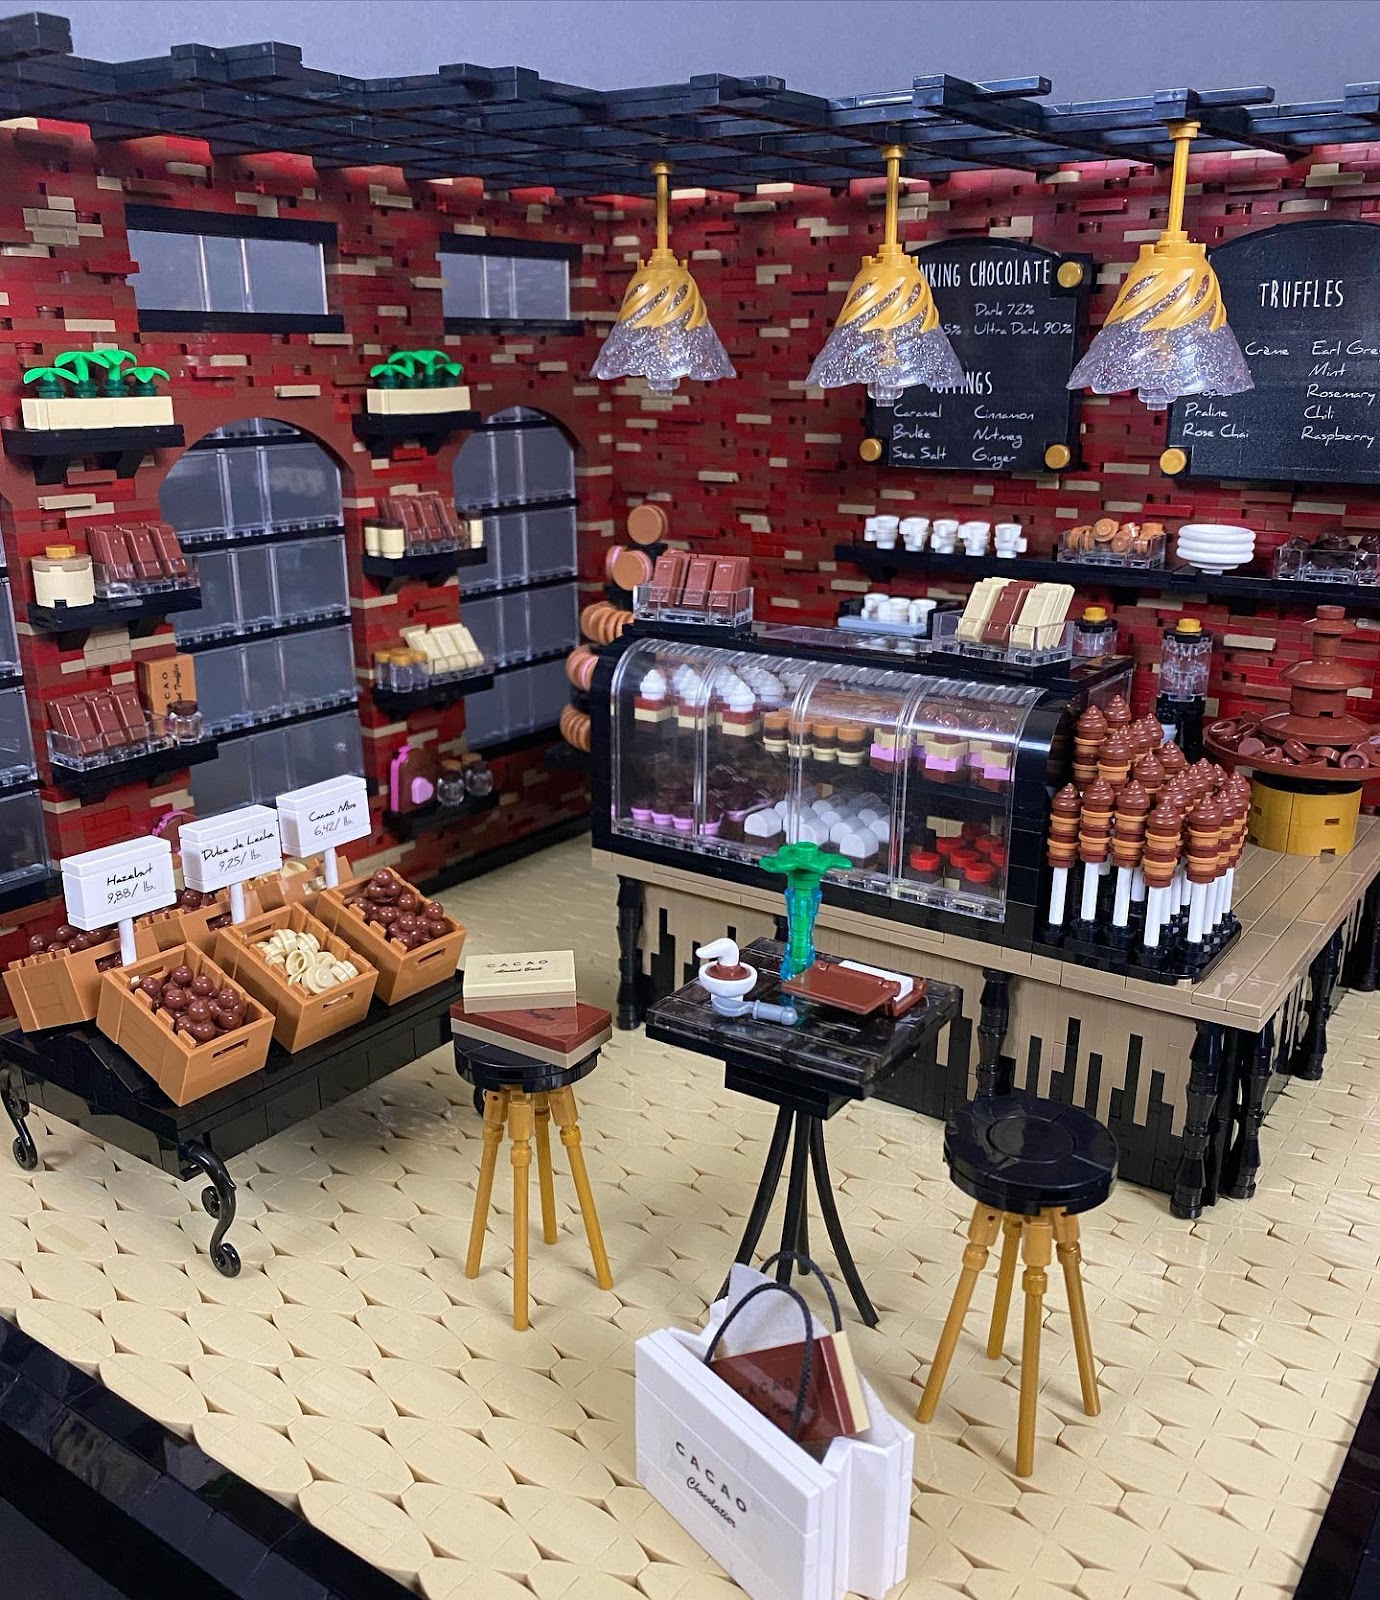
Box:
[758,1250,844,1334]
[704,1279,815,1442]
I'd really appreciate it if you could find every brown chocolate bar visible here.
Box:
[123,524,162,580]
[708,555,750,610]
[681,555,718,609]
[86,690,129,749]
[980,580,1034,646]
[112,686,151,742]
[88,525,137,585]
[150,523,189,580]
[648,550,689,605]
[49,696,102,756]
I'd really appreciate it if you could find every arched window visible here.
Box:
[159,419,361,814]
[451,408,578,748]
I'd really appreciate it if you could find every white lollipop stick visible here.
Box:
[1048,865,1069,927]
[1144,886,1164,948]
[1113,867,1133,928]
[1187,881,1208,945]
[1080,861,1101,922]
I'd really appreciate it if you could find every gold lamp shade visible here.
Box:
[592,161,735,394]
[805,145,963,405]
[1067,120,1253,410]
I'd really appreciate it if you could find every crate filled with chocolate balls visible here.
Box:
[314,867,467,1004]
[96,945,274,1105]
[3,919,159,1031]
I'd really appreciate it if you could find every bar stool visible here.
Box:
[917,1090,1117,1476]
[453,1008,614,1332]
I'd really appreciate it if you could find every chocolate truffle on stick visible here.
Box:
[1073,705,1107,790]
[1111,779,1150,929]
[1185,796,1223,945]
[1045,783,1082,928]
[1141,798,1182,949]
[1077,777,1115,923]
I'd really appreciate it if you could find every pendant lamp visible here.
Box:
[1067,119,1253,411]
[805,144,963,406]
[592,160,735,394]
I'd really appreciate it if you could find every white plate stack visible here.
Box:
[1175,523,1255,575]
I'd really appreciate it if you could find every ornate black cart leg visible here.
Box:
[181,1143,240,1278]
[1294,931,1343,1082]
[0,1065,38,1172]
[975,969,1012,1098]
[615,876,645,1031]
[1171,1021,1226,1220]
[732,1106,793,1273]
[809,1119,879,1327]
[1222,1021,1276,1201]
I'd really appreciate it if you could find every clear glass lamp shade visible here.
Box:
[806,318,964,406]
[592,255,735,395]
[1067,313,1253,411]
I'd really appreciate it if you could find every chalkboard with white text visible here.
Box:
[1166,219,1380,485]
[870,238,1092,475]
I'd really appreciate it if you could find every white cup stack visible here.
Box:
[900,516,930,552]
[930,518,960,554]
[870,515,900,550]
[994,522,1027,559]
[861,591,890,620]
[959,520,991,556]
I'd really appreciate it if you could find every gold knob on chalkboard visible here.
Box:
[1056,261,1085,288]
[859,437,884,463]
[1043,444,1072,470]
[1160,447,1188,475]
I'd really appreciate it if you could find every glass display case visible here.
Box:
[597,630,1131,941]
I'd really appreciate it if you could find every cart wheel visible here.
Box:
[12,1136,36,1172]
[202,1185,221,1219]
[472,1086,484,1116]
[210,1241,241,1278]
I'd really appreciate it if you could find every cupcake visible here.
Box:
[762,710,789,754]
[634,667,672,723]
[908,847,941,884]
[719,675,761,738]
[836,722,868,767]
[811,721,838,763]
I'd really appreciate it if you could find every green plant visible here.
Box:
[126,364,170,397]
[761,840,851,980]
[51,349,108,397]
[23,349,169,401]
[95,349,137,396]
[369,349,465,390]
[22,364,75,398]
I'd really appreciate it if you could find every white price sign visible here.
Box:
[180,806,283,895]
[61,837,177,930]
[275,775,371,857]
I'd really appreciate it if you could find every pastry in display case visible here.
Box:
[597,628,1131,947]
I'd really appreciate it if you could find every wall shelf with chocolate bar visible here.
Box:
[47,736,220,799]
[1,423,186,485]
[27,587,204,647]
[351,408,481,458]
[383,789,500,841]
[361,546,488,584]
[372,668,496,715]
[838,544,1380,615]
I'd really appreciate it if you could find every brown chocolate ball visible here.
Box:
[71,933,94,951]
[370,868,393,885]
[393,914,419,938]
[178,889,204,909]
[190,974,216,998]
[396,890,418,913]
[138,975,163,1002]
[214,987,241,1012]
[422,902,445,921]
[187,1020,218,1044]
[54,925,76,945]
[28,934,47,953]
[160,984,189,1012]
[186,999,213,1024]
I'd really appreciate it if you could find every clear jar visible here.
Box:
[463,755,494,798]
[1160,619,1212,699]
[436,758,467,808]
[166,699,204,744]
[1073,605,1117,659]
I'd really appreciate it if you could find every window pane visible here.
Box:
[174,549,238,642]
[249,727,293,799]
[441,251,485,318]
[500,593,532,665]
[488,512,528,588]
[128,229,206,312]
[192,646,250,734]
[528,657,572,729]
[492,430,524,505]
[279,625,355,710]
[223,447,268,532]
[232,546,276,628]
[266,441,342,528]
[243,638,287,720]
[518,427,574,503]
[191,743,256,814]
[524,584,578,654]
[202,235,249,314]
[290,710,364,788]
[482,255,517,319]
[271,539,347,623]
[462,596,503,665]
[462,679,510,748]
[160,449,226,536]
[512,255,569,320]
[523,506,576,579]
[244,237,327,315]
[452,434,498,510]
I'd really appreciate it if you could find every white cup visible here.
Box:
[862,591,888,618]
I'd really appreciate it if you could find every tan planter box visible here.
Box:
[364,386,471,415]
[21,395,175,430]
[96,944,273,1106]
[4,923,159,1032]
[314,872,466,1004]
[214,905,378,1052]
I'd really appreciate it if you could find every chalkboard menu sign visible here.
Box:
[870,238,1092,475]
[1166,219,1380,486]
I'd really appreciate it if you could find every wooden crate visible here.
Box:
[214,904,378,1052]
[4,923,158,1032]
[143,893,236,956]
[96,944,273,1106]
[314,872,466,1004]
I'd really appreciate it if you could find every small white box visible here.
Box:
[61,836,176,929]
[179,805,283,895]
[275,775,371,857]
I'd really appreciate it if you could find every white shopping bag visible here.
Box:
[635,1254,912,1600]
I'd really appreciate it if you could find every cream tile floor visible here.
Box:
[2,835,1378,1600]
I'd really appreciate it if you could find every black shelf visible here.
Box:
[352,408,481,457]
[462,570,579,602]
[2,422,185,485]
[27,587,203,645]
[492,644,574,677]
[178,610,350,653]
[207,695,359,745]
[444,316,584,338]
[362,546,488,584]
[179,521,345,554]
[836,543,1380,614]
[0,867,59,916]
[384,790,500,840]
[460,493,578,521]
[471,722,563,760]
[372,671,495,714]
[48,737,219,799]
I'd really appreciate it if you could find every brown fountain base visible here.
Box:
[1247,771,1362,857]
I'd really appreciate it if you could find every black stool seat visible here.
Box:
[945,1091,1117,1216]
[454,1038,598,1097]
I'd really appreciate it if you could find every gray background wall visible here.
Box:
[54,0,1380,101]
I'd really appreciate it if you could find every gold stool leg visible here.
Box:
[548,1086,613,1291]
[986,1214,1022,1359]
[465,1088,508,1279]
[534,1093,558,1246]
[508,1092,534,1331]
[1016,1214,1053,1477]
[917,1203,1002,1423]
[1051,1208,1100,1417]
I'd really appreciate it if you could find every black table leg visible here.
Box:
[616,876,644,1031]
[808,1118,878,1327]
[976,969,1012,1098]
[181,1143,241,1278]
[1172,1021,1226,1220]
[1222,1020,1276,1201]
[1293,932,1342,1083]
[777,1116,812,1285]
[1203,1027,1242,1210]
[0,1065,37,1173]
[1355,881,1380,993]
[732,1106,793,1270]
